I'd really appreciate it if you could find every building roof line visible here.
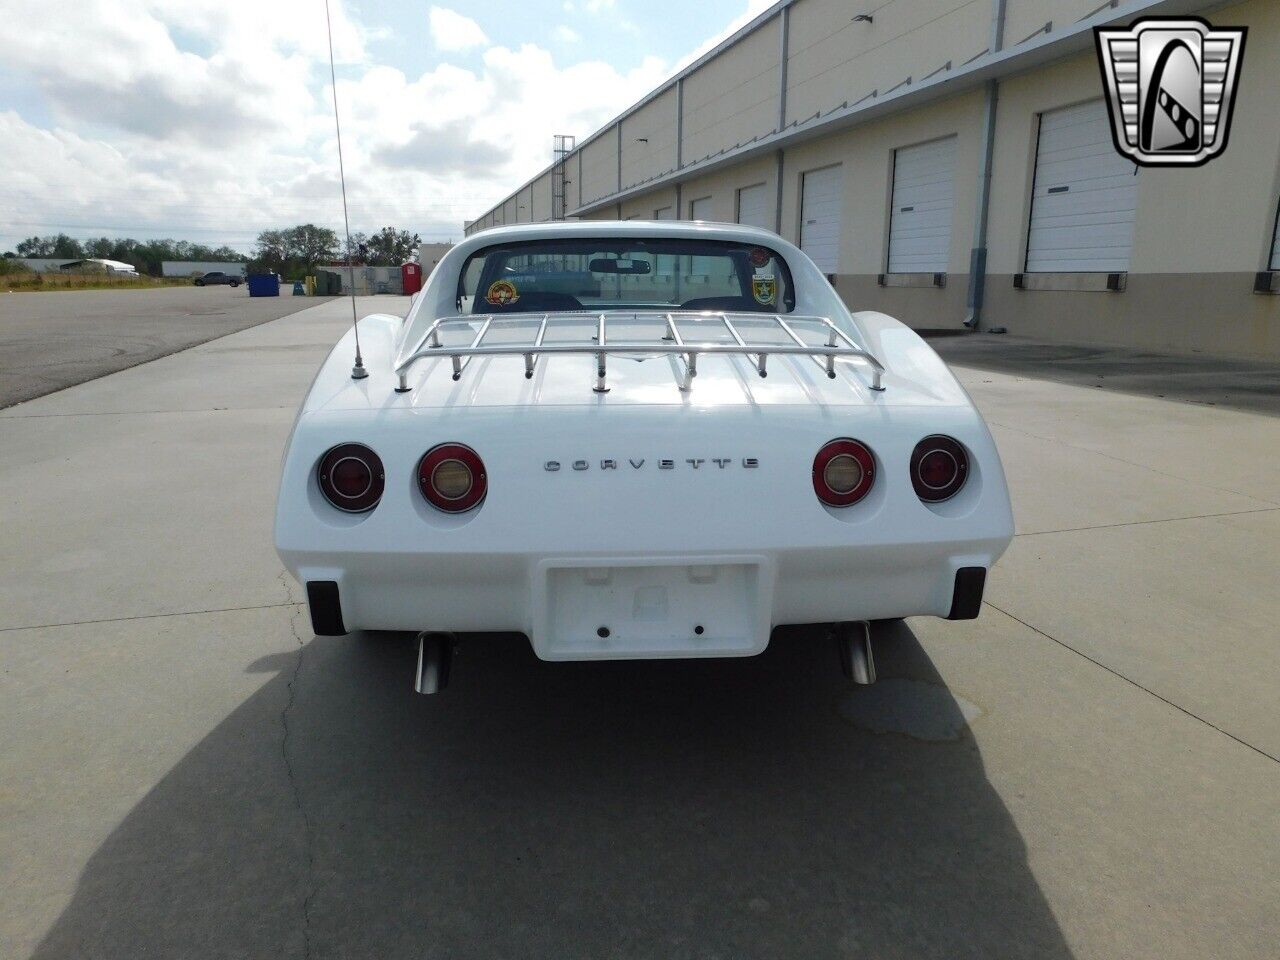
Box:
[471,0,1213,229]
[566,0,1212,218]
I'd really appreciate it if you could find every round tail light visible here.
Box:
[813,439,875,506]
[911,435,968,502]
[317,443,384,513]
[418,443,487,513]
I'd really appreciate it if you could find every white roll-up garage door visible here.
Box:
[887,136,956,273]
[736,183,772,230]
[654,205,674,220]
[800,165,843,274]
[689,196,713,221]
[1026,100,1138,272]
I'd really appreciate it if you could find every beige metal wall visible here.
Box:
[681,17,781,166]
[530,171,552,222]
[785,0,987,125]
[620,87,679,189]
[579,133,618,206]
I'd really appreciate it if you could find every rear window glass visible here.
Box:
[457,238,795,314]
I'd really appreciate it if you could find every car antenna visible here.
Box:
[324,0,367,380]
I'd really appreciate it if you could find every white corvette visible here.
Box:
[274,221,1013,692]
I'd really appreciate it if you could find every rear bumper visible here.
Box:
[289,541,1000,659]
[277,384,1014,658]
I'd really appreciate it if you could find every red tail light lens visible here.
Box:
[911,435,968,502]
[813,439,875,506]
[317,443,384,513]
[418,443,487,513]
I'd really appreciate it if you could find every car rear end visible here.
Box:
[276,355,1011,660]
[274,222,1013,661]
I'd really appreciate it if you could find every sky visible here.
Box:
[0,0,775,254]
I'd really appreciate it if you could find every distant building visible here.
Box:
[59,258,138,275]
[162,261,248,278]
[16,258,79,273]
[416,242,453,274]
[317,263,405,295]
[314,246,455,295]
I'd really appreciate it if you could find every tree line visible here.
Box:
[3,223,425,279]
[3,235,247,277]
[249,224,423,279]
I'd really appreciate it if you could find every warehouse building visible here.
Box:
[465,0,1280,359]
[416,241,455,275]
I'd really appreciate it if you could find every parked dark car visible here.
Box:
[194,271,241,287]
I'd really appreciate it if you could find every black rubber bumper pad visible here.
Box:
[305,580,347,636]
[947,567,987,621]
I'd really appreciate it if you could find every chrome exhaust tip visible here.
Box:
[837,621,876,685]
[414,632,453,694]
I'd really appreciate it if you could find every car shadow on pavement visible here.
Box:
[31,620,1075,959]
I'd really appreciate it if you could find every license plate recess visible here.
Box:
[531,555,775,660]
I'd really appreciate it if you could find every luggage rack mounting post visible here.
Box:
[593,313,609,393]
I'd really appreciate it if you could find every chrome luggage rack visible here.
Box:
[393,311,886,395]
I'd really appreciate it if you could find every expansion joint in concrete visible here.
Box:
[984,601,1280,767]
[0,601,302,635]
[1014,506,1280,538]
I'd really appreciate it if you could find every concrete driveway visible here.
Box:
[1,300,1277,959]
[0,284,327,408]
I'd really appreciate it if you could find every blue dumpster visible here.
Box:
[246,273,280,297]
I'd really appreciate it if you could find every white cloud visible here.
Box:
[428,6,488,52]
[0,0,672,251]
[554,25,582,44]
[0,0,372,150]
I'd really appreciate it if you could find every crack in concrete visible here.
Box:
[280,605,318,960]
[0,601,299,634]
[1014,506,1280,538]
[276,567,298,606]
[984,601,1280,767]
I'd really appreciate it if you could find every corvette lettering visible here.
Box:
[544,458,759,471]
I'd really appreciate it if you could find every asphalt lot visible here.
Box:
[928,331,1280,416]
[0,285,328,409]
[1,299,1278,959]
